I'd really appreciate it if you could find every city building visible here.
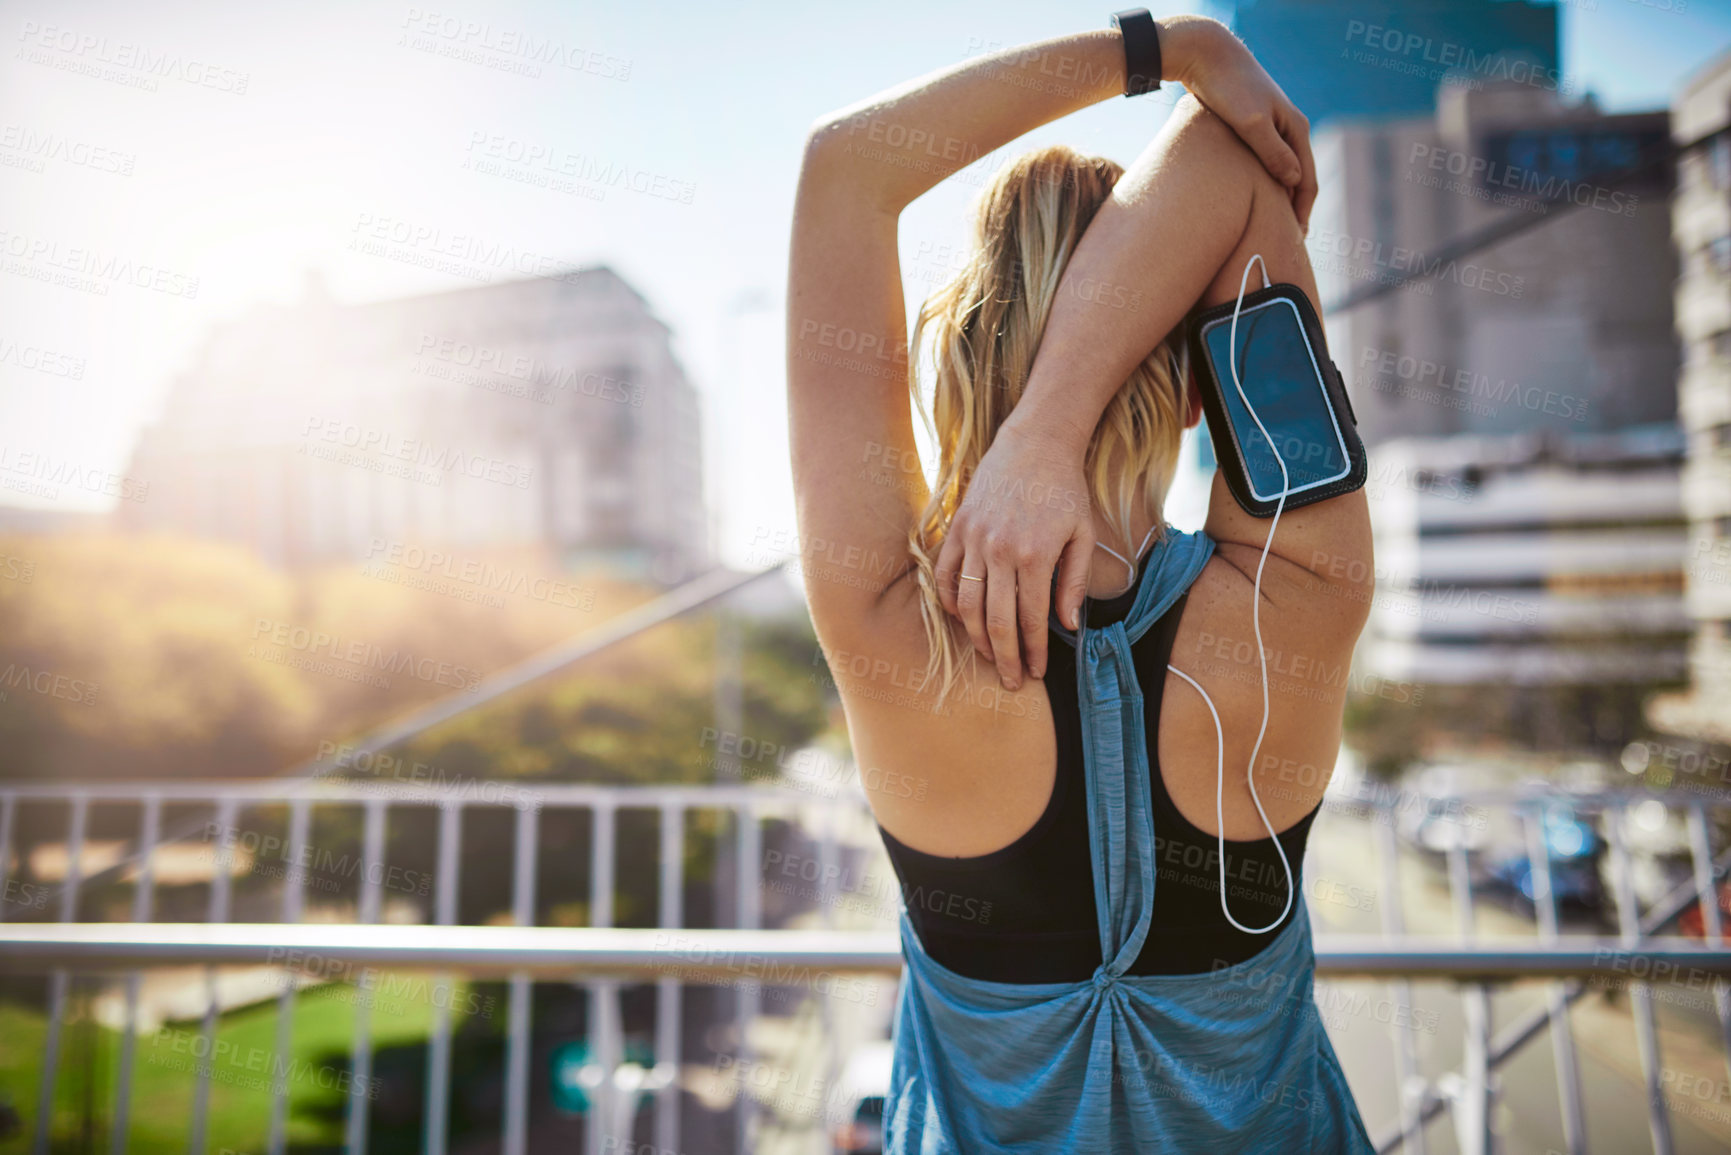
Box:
[1360,425,1690,687]
[1649,51,1731,744]
[1233,0,1559,125]
[1311,80,1675,444]
[1267,75,1686,694]
[118,267,709,582]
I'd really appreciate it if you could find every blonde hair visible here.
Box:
[905,143,1192,710]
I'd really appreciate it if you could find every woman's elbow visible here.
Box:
[801,110,867,177]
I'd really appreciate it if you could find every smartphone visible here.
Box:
[1184,283,1367,518]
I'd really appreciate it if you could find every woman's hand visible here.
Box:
[1160,16,1317,232]
[930,18,1313,692]
[932,419,1094,691]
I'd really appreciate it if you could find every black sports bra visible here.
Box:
[876,581,1319,982]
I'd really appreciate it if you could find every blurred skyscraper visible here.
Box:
[1650,50,1731,744]
[1314,83,1675,444]
[1217,1,1691,701]
[1309,74,1685,692]
[118,267,710,583]
[1232,0,1559,125]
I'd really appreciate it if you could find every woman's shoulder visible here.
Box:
[813,570,1062,858]
[1158,536,1371,840]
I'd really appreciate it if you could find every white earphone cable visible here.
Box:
[1094,525,1160,598]
[1165,252,1295,936]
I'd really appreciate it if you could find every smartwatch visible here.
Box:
[1110,8,1162,97]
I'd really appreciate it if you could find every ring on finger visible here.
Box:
[958,572,985,583]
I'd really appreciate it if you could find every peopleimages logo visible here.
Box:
[0,228,200,298]
[1406,144,1640,218]
[1358,346,1590,422]
[204,823,434,897]
[249,618,483,693]
[362,539,596,611]
[16,21,252,94]
[0,124,136,177]
[413,333,645,406]
[0,663,99,705]
[1343,20,1571,95]
[0,335,86,378]
[299,417,534,488]
[0,445,149,503]
[398,8,632,80]
[1307,229,1523,298]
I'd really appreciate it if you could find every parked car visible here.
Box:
[833,1041,893,1154]
[1393,763,1498,857]
[1480,803,1606,919]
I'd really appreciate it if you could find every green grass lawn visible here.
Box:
[0,973,492,1154]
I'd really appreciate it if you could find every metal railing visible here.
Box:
[0,778,866,1155]
[0,562,793,1155]
[1356,787,1731,1155]
[4,779,1731,1155]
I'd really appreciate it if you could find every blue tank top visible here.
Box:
[882,527,1375,1153]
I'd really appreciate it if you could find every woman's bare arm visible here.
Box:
[793,17,1319,665]
[936,95,1361,690]
[787,30,1129,659]
[801,16,1308,219]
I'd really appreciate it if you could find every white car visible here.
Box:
[832,1041,894,1154]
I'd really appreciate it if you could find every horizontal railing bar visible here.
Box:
[0,781,855,807]
[5,925,1731,981]
[7,781,1726,809]
[0,924,904,979]
[1329,784,1731,810]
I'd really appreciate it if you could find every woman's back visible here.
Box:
[879,579,1320,982]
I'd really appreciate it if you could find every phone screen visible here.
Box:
[1200,297,1351,502]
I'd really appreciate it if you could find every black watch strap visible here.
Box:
[1110,8,1162,96]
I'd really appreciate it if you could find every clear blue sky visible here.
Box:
[1,0,1726,567]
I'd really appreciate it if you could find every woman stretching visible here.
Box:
[787,11,1376,1152]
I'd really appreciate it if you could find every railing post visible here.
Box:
[425,799,462,1155]
[1446,840,1494,1155]
[1523,806,1587,1155]
[7,778,1731,1155]
[1376,814,1427,1155]
[189,794,237,1155]
[32,792,86,1155]
[1606,803,1674,1155]
[268,795,311,1155]
[592,799,616,931]
[655,802,684,1155]
[735,799,761,1155]
[343,797,387,1155]
[1684,802,1731,1091]
[111,794,160,1155]
[587,799,620,1155]
[0,792,15,925]
[817,800,842,1146]
[504,800,539,1155]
